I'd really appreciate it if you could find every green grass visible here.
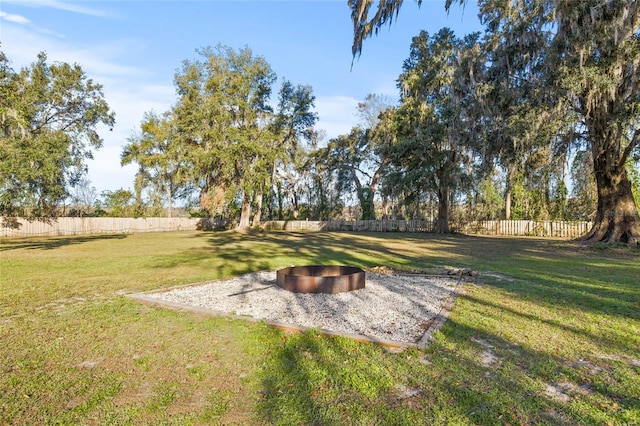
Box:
[1,231,639,424]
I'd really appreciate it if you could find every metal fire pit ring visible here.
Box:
[276,265,365,294]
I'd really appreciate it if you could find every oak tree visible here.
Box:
[0,51,114,226]
[121,111,190,218]
[350,0,640,244]
[172,45,276,229]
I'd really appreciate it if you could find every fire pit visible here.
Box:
[276,265,365,294]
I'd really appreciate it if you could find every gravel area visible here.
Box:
[140,270,462,346]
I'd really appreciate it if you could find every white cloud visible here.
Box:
[2,16,175,193]
[86,147,138,193]
[85,82,174,193]
[3,25,145,77]
[0,11,31,24]
[81,79,174,192]
[314,95,360,140]
[3,0,112,18]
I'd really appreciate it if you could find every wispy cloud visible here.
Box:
[2,16,174,192]
[3,24,146,77]
[3,0,113,18]
[1,7,67,38]
[0,11,31,24]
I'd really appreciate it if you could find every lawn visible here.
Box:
[1,231,638,425]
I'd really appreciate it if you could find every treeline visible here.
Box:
[347,1,640,244]
[2,1,640,243]
[115,32,639,235]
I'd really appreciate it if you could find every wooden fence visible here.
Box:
[263,220,435,233]
[457,220,593,238]
[261,219,592,239]
[2,217,592,239]
[0,217,228,238]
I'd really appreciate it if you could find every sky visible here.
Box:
[1,0,484,195]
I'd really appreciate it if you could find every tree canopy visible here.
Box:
[121,110,190,218]
[349,0,640,244]
[121,45,317,229]
[4,6,639,240]
[0,51,114,226]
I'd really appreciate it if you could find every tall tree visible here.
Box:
[315,94,394,220]
[389,29,479,232]
[350,0,640,244]
[304,130,347,220]
[551,1,640,243]
[121,111,190,218]
[320,128,377,220]
[266,80,318,222]
[172,45,277,230]
[479,0,558,220]
[0,51,114,226]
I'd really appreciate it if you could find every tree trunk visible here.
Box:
[436,186,450,233]
[349,166,371,220]
[357,188,374,220]
[252,188,263,227]
[505,164,514,220]
[199,187,208,212]
[366,159,387,220]
[276,183,284,220]
[581,153,640,245]
[292,192,299,219]
[165,183,172,218]
[238,192,252,231]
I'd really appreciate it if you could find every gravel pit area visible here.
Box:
[133,270,464,347]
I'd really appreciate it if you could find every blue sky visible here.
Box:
[1,0,483,194]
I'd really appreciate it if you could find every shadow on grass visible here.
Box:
[0,234,128,251]
[155,230,639,321]
[192,230,432,270]
[461,289,639,356]
[140,230,639,423]
[148,231,401,281]
[224,232,639,424]
[255,317,637,425]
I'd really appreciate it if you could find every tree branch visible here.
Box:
[621,128,640,167]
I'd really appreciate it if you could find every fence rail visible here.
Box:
[458,220,593,238]
[261,219,592,239]
[0,217,228,237]
[2,217,592,239]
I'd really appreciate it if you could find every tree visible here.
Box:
[356,93,394,129]
[479,0,561,221]
[551,1,640,244]
[319,128,375,220]
[173,45,277,230]
[98,189,134,217]
[68,176,98,217]
[315,94,394,220]
[349,0,640,244]
[0,51,114,226]
[567,149,597,220]
[265,80,318,222]
[305,136,346,220]
[388,29,479,232]
[121,111,190,218]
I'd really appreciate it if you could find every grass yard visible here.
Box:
[1,230,639,425]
